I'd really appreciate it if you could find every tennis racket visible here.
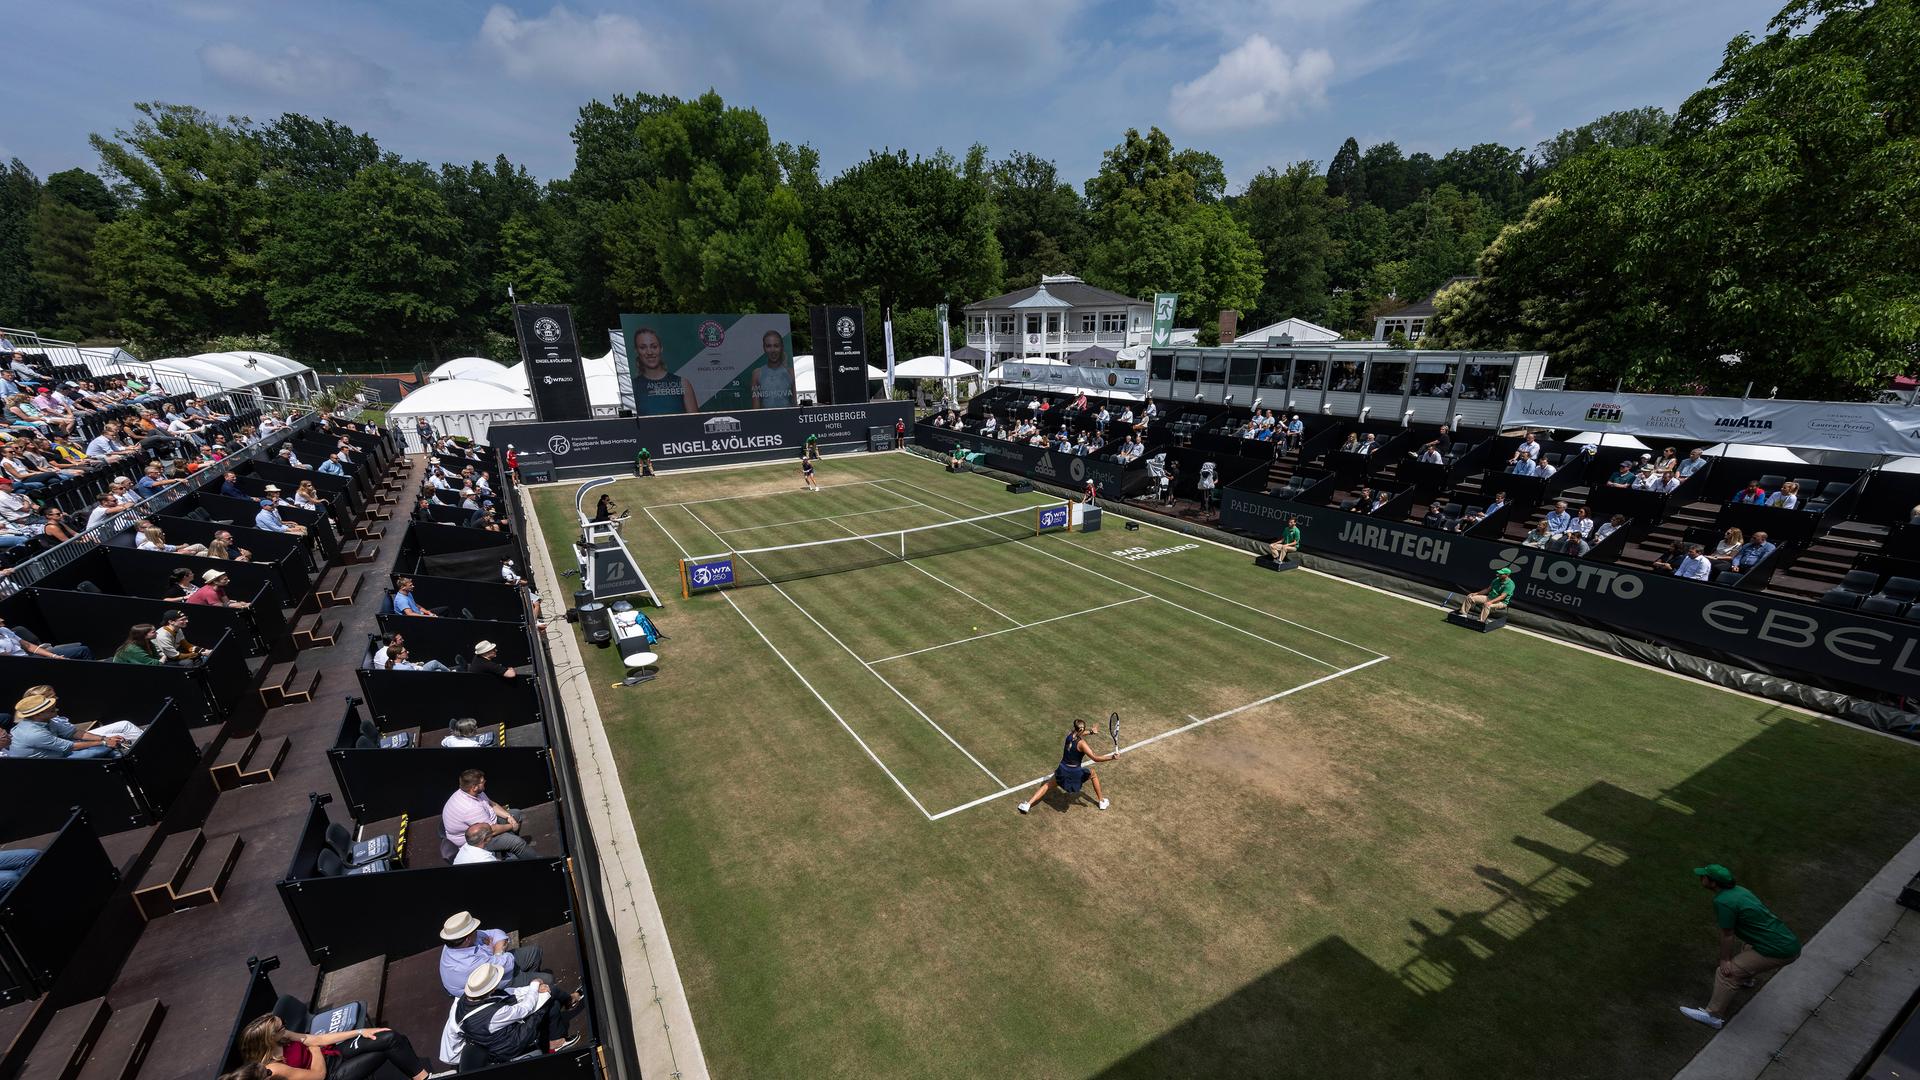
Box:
[1108,711,1122,758]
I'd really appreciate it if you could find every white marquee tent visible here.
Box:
[388,379,535,448]
[892,355,980,379]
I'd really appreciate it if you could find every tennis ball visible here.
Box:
[972,626,978,631]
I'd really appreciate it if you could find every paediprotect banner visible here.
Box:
[620,313,796,414]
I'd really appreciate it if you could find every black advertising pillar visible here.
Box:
[808,305,869,405]
[514,304,592,421]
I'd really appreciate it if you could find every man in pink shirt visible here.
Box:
[441,769,533,861]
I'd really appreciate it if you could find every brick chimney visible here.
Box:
[1218,309,1239,345]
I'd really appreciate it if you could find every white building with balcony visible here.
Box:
[963,274,1153,367]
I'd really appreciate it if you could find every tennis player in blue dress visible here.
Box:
[1018,718,1115,813]
[800,450,818,492]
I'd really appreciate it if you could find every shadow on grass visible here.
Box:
[1090,712,1920,1080]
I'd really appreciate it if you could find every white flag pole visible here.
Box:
[938,302,952,406]
[883,308,897,397]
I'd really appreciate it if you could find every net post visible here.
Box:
[679,559,689,599]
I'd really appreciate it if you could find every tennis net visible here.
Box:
[682,501,1071,592]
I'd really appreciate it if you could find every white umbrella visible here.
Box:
[893,355,980,379]
[1702,442,1807,462]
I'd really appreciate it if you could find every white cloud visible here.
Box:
[477,4,678,91]
[199,42,392,100]
[1168,36,1333,132]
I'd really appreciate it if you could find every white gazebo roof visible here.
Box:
[1702,442,1808,463]
[388,379,533,417]
[1009,286,1073,309]
[1240,318,1341,344]
[428,356,511,382]
[892,355,980,378]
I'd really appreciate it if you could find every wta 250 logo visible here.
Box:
[697,321,726,350]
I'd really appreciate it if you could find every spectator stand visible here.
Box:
[0,699,197,841]
[365,620,530,669]
[356,654,541,734]
[326,699,550,822]
[0,813,122,1009]
[0,588,253,711]
[147,510,318,597]
[31,544,289,645]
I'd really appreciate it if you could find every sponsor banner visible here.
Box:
[498,401,916,472]
[620,313,797,414]
[995,362,1150,394]
[687,559,733,590]
[808,305,869,406]
[1038,504,1071,531]
[514,304,592,421]
[1151,293,1178,348]
[915,423,1150,496]
[1504,390,1920,456]
[1219,486,1920,697]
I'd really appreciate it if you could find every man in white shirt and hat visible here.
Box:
[438,961,581,1067]
[437,910,553,996]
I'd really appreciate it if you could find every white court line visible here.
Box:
[926,654,1392,821]
[645,479,889,510]
[712,502,922,535]
[819,515,1019,626]
[678,504,1008,788]
[637,504,934,820]
[885,475,1386,661]
[868,596,1149,664]
[880,479,1342,672]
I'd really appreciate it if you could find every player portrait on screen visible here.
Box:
[633,326,698,415]
[751,331,795,409]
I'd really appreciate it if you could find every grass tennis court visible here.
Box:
[531,451,1920,1080]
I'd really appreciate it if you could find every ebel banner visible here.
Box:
[1151,293,1178,348]
[1218,486,1920,697]
[620,313,797,414]
[914,423,1149,496]
[1504,389,1920,456]
[513,304,591,421]
[498,400,915,473]
[995,362,1150,395]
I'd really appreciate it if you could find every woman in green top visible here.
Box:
[112,624,163,665]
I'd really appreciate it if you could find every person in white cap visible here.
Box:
[187,568,251,609]
[437,911,553,997]
[468,640,516,679]
[438,962,582,1066]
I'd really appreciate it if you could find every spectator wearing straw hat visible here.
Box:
[7,690,125,759]
[254,497,307,536]
[1679,864,1802,1029]
[468,640,516,679]
[438,911,554,997]
[439,962,581,1066]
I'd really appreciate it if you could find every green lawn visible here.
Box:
[531,451,1920,1080]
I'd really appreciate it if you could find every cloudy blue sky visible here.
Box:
[4,0,1784,189]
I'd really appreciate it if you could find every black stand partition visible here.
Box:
[155,511,315,579]
[366,620,531,667]
[252,461,363,522]
[356,666,540,731]
[383,574,522,621]
[203,488,343,564]
[0,812,119,1005]
[276,797,570,969]
[33,546,288,646]
[0,699,197,840]
[326,703,554,821]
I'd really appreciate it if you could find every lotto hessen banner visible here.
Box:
[498,400,915,473]
[620,313,797,414]
[995,362,1149,394]
[1217,486,1920,698]
[513,304,591,421]
[1151,293,1178,347]
[808,305,869,405]
[1504,390,1920,456]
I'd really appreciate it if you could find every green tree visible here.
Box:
[1359,142,1418,213]
[1435,0,1920,396]
[494,207,570,320]
[30,193,114,339]
[1529,106,1673,177]
[90,103,272,353]
[1326,137,1364,204]
[1235,162,1335,324]
[1433,143,1527,218]
[262,162,467,361]
[0,160,39,327]
[1389,184,1497,301]
[42,168,116,222]
[1083,128,1259,333]
[813,148,1001,310]
[989,151,1087,290]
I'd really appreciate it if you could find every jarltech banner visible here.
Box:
[620,313,797,414]
[1504,389,1920,456]
[513,304,591,421]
